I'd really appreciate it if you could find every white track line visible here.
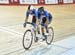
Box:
[0,26,23,36]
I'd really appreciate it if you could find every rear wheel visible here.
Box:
[46,27,54,45]
[23,30,33,50]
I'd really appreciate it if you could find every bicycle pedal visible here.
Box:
[45,33,49,36]
[35,37,38,42]
[43,36,47,41]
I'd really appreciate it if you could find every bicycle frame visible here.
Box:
[23,22,54,50]
[25,22,36,38]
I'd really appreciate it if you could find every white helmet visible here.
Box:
[28,5,34,10]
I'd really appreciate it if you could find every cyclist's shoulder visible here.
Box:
[44,10,49,13]
[34,9,38,12]
[33,9,39,14]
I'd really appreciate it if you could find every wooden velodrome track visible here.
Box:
[0,4,75,55]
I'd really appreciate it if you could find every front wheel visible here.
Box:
[46,27,54,45]
[23,30,33,50]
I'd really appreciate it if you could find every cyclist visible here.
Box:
[38,7,52,38]
[24,5,40,34]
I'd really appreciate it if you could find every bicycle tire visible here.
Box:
[46,27,54,45]
[23,30,33,50]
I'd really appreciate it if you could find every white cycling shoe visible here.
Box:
[45,33,49,36]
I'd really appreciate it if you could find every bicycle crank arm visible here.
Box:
[36,35,45,40]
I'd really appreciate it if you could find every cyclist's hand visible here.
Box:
[23,22,26,27]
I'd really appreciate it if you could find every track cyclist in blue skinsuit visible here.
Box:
[38,7,52,40]
[24,5,40,34]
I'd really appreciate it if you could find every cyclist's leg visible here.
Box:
[41,17,46,35]
[32,16,40,34]
[45,13,52,33]
[36,18,40,34]
[45,18,49,33]
[32,16,36,32]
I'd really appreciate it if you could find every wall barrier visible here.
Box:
[73,0,75,3]
[0,0,74,5]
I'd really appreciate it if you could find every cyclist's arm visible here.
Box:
[25,11,29,23]
[25,16,28,23]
